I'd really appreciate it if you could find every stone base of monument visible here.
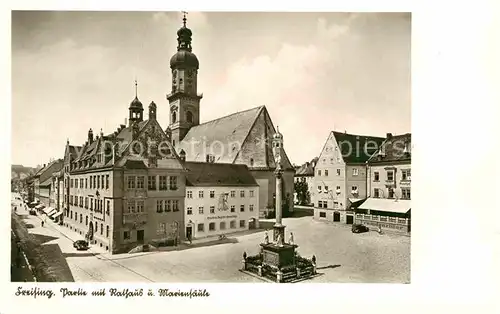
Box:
[241,243,316,283]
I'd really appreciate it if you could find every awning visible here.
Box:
[358,198,411,214]
[52,211,63,219]
[349,198,364,203]
[47,208,57,216]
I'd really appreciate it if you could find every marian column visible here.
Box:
[272,127,285,246]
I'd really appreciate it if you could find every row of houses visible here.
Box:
[295,131,411,234]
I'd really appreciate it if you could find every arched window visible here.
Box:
[187,111,193,123]
[172,111,177,123]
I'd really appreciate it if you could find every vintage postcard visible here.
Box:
[9,11,411,285]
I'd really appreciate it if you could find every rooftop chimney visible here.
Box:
[88,128,94,144]
[179,149,186,162]
[386,133,393,139]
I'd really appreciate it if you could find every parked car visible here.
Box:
[73,240,89,251]
[351,224,369,234]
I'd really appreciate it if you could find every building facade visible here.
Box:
[169,17,295,218]
[183,162,260,239]
[62,91,186,254]
[313,131,385,224]
[357,133,412,234]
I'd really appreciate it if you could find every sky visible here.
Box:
[11,11,411,168]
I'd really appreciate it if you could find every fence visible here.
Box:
[355,214,410,233]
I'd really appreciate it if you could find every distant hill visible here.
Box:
[11,164,36,179]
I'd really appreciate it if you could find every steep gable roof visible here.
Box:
[368,133,411,164]
[179,106,263,163]
[179,105,294,171]
[184,162,258,187]
[295,157,318,176]
[333,131,386,164]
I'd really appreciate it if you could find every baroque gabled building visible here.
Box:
[62,87,186,253]
[168,16,295,217]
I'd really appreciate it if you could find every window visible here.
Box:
[169,176,178,190]
[70,211,73,219]
[324,186,329,192]
[220,222,226,230]
[230,205,235,213]
[318,170,321,176]
[85,197,88,209]
[80,196,83,207]
[402,169,411,181]
[325,170,329,176]
[250,205,254,211]
[105,225,109,238]
[317,186,322,193]
[124,231,130,240]
[210,206,215,214]
[240,190,245,198]
[336,186,341,192]
[199,191,204,198]
[210,191,215,198]
[197,223,204,232]
[90,199,93,210]
[127,201,135,213]
[374,172,380,181]
[388,188,395,199]
[101,176,104,189]
[250,190,254,197]
[100,223,103,235]
[137,176,144,189]
[106,175,109,189]
[187,207,193,215]
[387,171,394,181]
[402,188,411,199]
[250,158,254,166]
[80,179,83,188]
[230,191,236,198]
[165,200,171,212]
[319,212,326,218]
[97,176,100,189]
[85,216,88,226]
[199,206,204,214]
[148,176,157,190]
[239,220,246,228]
[186,111,193,123]
[230,220,236,229]
[336,169,341,176]
[333,201,339,208]
[374,188,380,198]
[127,176,135,189]
[240,205,245,212]
[353,168,359,176]
[209,222,216,231]
[156,223,166,235]
[85,178,88,189]
[318,201,323,208]
[157,200,163,213]
[80,214,83,223]
[172,200,179,212]
[106,200,110,215]
[351,186,358,194]
[93,176,96,189]
[95,222,98,233]
[159,176,168,190]
[187,191,193,198]
[70,179,73,188]
[136,201,144,213]
[330,158,334,164]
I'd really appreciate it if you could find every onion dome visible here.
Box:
[170,13,199,69]
[129,96,143,109]
[273,126,283,140]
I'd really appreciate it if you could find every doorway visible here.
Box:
[249,219,256,230]
[186,226,192,240]
[333,212,341,222]
[346,215,354,224]
[137,229,145,243]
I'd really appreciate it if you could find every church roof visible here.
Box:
[184,162,258,187]
[178,105,294,170]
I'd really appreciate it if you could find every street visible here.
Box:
[12,193,410,283]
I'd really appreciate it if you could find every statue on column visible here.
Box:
[289,232,294,245]
[277,233,283,247]
[264,230,269,244]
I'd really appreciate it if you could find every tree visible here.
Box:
[294,180,310,206]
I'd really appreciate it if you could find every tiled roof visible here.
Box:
[184,162,258,187]
[124,160,148,169]
[179,105,295,171]
[333,131,386,164]
[295,157,318,176]
[368,133,411,164]
[179,106,263,163]
[39,177,52,187]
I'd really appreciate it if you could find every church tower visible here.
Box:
[129,80,144,127]
[167,12,203,147]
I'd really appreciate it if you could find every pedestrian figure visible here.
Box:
[289,232,294,245]
[264,230,269,244]
[41,221,44,227]
[188,234,192,245]
[378,225,383,234]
